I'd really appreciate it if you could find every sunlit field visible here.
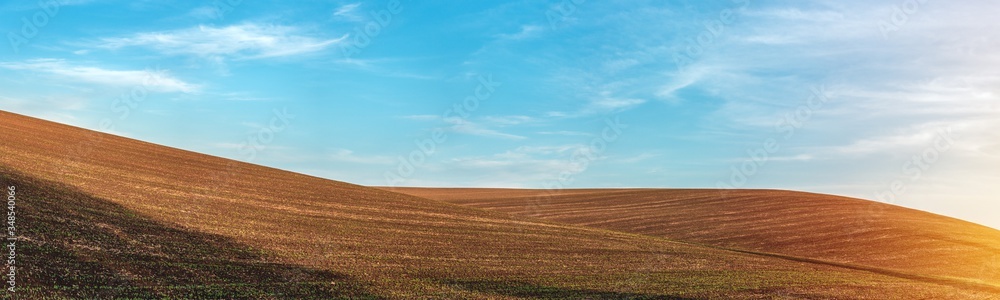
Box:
[2,110,998,298]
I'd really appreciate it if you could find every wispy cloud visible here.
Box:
[328,57,439,80]
[1,0,96,11]
[656,66,705,101]
[0,95,87,125]
[446,117,526,140]
[448,144,591,172]
[0,59,198,93]
[745,7,845,22]
[588,95,645,112]
[615,152,658,164]
[404,114,531,139]
[400,114,439,121]
[497,25,543,40]
[538,130,592,137]
[481,115,535,126]
[549,92,646,118]
[329,148,394,164]
[828,126,954,156]
[96,23,347,60]
[333,3,363,21]
[213,142,290,152]
[419,143,606,187]
[212,91,276,102]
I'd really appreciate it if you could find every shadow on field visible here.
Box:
[1,168,380,299]
[440,279,693,299]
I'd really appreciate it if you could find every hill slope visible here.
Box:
[390,188,1000,289]
[2,167,376,299]
[0,110,997,298]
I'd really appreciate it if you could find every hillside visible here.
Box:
[391,188,1000,289]
[0,110,997,298]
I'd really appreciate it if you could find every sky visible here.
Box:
[1,0,998,229]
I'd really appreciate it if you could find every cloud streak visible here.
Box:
[329,148,394,165]
[0,59,197,93]
[333,3,363,21]
[446,117,526,140]
[96,23,347,60]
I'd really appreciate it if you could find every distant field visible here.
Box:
[392,187,1000,291]
[1,110,999,299]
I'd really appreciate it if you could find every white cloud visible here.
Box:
[0,59,197,93]
[448,144,593,174]
[0,95,86,125]
[333,3,363,21]
[1,0,95,11]
[445,117,526,140]
[656,66,705,100]
[616,152,658,164]
[739,34,800,45]
[212,142,290,152]
[0,95,86,111]
[405,115,531,139]
[497,25,543,40]
[329,148,394,165]
[745,7,845,22]
[589,96,645,111]
[400,114,439,121]
[538,130,592,137]
[213,92,275,102]
[834,129,947,155]
[508,145,587,156]
[547,90,647,118]
[414,143,609,187]
[97,23,347,60]
[769,154,814,162]
[481,115,535,126]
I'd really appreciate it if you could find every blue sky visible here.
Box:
[1,0,998,229]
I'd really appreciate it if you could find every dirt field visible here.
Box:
[1,110,998,299]
[392,187,1000,290]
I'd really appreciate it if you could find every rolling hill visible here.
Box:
[1,110,998,299]
[391,188,1000,291]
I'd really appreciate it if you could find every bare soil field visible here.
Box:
[391,188,1000,290]
[1,110,998,298]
